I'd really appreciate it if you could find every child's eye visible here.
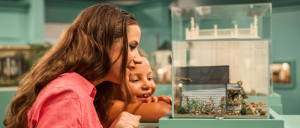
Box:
[148,78,152,81]
[130,79,139,83]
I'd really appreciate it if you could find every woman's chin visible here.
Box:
[109,75,122,84]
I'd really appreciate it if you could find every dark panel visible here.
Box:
[175,66,230,84]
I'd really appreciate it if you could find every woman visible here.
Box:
[3,4,142,128]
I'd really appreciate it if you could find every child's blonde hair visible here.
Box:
[138,48,148,58]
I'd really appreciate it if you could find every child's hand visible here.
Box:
[151,95,172,104]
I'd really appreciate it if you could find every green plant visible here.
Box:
[231,107,234,114]
[260,111,266,115]
[185,98,201,114]
[186,97,190,112]
[191,98,200,114]
[246,108,254,115]
[175,77,193,84]
[241,86,248,99]
[201,100,206,112]
[208,97,215,112]
[240,107,246,115]
[220,96,226,111]
[198,99,203,112]
[177,107,186,114]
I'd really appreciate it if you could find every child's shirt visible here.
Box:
[27,72,102,128]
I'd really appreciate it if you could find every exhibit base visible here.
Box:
[159,109,284,128]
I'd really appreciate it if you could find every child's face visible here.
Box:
[128,57,156,103]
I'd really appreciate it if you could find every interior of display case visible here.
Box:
[171,3,271,119]
[172,40,270,119]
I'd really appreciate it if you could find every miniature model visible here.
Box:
[215,107,224,119]
[185,15,259,40]
[173,66,268,117]
[172,3,271,120]
[227,83,242,112]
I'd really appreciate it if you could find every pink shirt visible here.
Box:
[27,72,103,128]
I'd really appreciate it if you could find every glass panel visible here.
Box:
[171,3,272,41]
[171,3,271,119]
[151,50,172,84]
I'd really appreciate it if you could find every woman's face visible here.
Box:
[108,24,142,84]
[128,57,156,103]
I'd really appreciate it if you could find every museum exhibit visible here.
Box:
[0,0,299,128]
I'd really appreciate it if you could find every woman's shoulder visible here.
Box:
[42,72,95,99]
[34,83,81,108]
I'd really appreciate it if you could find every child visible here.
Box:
[128,49,171,104]
[101,49,171,128]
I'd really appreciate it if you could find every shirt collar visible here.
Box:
[64,72,97,99]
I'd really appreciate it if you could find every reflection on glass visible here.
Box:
[151,50,172,84]
[272,63,291,84]
[10,59,19,76]
[2,58,7,76]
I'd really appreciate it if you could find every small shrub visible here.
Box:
[260,111,266,115]
[246,108,254,115]
[177,107,186,114]
[240,107,246,115]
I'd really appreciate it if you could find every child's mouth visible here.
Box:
[137,94,150,102]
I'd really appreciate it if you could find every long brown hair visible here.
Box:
[3,4,139,128]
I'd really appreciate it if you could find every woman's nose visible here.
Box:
[133,52,142,64]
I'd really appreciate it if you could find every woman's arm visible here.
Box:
[104,100,171,127]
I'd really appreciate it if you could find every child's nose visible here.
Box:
[142,80,151,90]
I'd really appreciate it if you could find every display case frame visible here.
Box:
[171,3,272,119]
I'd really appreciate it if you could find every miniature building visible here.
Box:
[226,83,242,112]
[176,66,244,112]
[185,16,259,40]
[175,66,230,109]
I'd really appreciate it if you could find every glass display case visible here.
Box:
[171,3,271,119]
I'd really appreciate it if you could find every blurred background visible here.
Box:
[0,0,300,127]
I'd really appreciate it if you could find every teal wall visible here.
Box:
[126,0,173,56]
[45,0,173,56]
[0,0,45,46]
[272,5,300,115]
[0,89,16,128]
[45,0,127,23]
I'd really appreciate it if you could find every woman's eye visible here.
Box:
[129,45,136,50]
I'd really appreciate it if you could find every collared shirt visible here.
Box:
[27,72,103,128]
